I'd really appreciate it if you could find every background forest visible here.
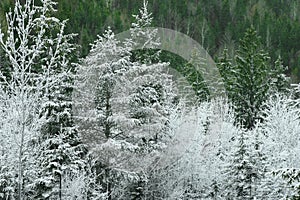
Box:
[1,0,300,81]
[0,0,300,200]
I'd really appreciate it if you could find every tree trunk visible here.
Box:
[105,168,112,200]
[18,132,24,200]
[18,100,26,200]
[59,174,62,200]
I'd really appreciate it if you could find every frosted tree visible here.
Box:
[223,129,254,199]
[0,0,84,199]
[244,125,274,198]
[61,170,88,200]
[217,48,235,100]
[273,168,300,199]
[75,13,178,200]
[126,2,179,198]
[31,128,86,199]
[292,82,300,113]
[262,94,300,170]
[60,155,107,200]
[261,94,300,198]
[76,25,177,199]
[222,120,279,199]
[74,2,178,198]
[129,0,177,151]
[130,0,160,64]
[32,57,87,199]
[75,27,141,200]
[231,27,271,129]
[128,63,175,151]
[148,99,237,199]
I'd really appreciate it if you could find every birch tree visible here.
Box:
[0,0,78,199]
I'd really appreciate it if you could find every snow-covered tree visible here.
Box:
[273,168,300,199]
[270,56,290,94]
[262,94,300,170]
[130,0,160,64]
[75,27,141,199]
[217,48,235,100]
[128,0,177,152]
[127,2,179,198]
[31,128,86,199]
[32,52,86,199]
[145,99,236,199]
[231,27,271,129]
[183,53,210,101]
[128,62,176,152]
[74,2,178,198]
[60,155,107,200]
[0,0,85,199]
[223,129,254,199]
[222,121,279,199]
[261,94,300,198]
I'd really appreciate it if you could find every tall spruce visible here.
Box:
[75,2,177,198]
[127,2,177,198]
[233,27,271,129]
[218,27,289,129]
[76,26,141,199]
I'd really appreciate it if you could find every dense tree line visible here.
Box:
[1,0,299,81]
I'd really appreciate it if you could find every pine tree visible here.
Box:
[247,125,269,198]
[128,0,176,152]
[74,3,178,197]
[31,58,88,199]
[75,26,142,200]
[270,56,290,94]
[130,0,160,64]
[233,27,271,129]
[127,2,178,198]
[224,128,268,199]
[217,48,235,100]
[224,130,254,199]
[218,27,289,129]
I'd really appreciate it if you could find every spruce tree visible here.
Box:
[233,27,271,129]
[76,26,141,199]
[224,130,254,199]
[129,0,176,152]
[75,3,178,198]
[127,2,177,198]
[217,48,235,100]
[224,127,271,199]
[270,56,290,94]
[218,27,289,129]
[130,0,160,64]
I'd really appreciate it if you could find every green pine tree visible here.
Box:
[218,27,289,129]
[233,27,271,129]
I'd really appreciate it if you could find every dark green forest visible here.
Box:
[1,0,300,81]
